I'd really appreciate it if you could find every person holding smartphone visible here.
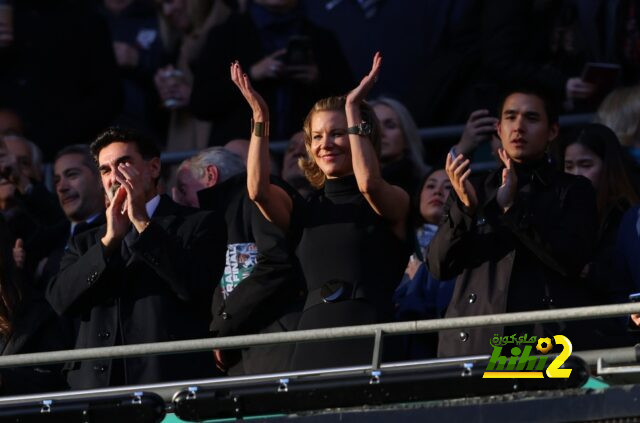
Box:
[428,83,599,357]
[190,0,353,147]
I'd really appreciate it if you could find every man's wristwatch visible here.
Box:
[347,121,372,136]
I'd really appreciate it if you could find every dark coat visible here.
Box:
[615,205,640,292]
[190,11,353,144]
[199,173,304,374]
[46,195,227,389]
[427,161,598,357]
[0,295,73,395]
[38,214,107,289]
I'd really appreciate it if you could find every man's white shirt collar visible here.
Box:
[146,195,161,219]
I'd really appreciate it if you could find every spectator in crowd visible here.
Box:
[37,145,107,287]
[0,135,63,225]
[0,214,72,395]
[154,0,235,151]
[3,133,42,183]
[300,0,466,124]
[371,97,429,194]
[596,85,640,163]
[281,131,313,198]
[172,146,245,208]
[560,124,639,346]
[99,0,167,139]
[191,0,353,147]
[428,84,599,356]
[394,168,454,359]
[174,147,303,375]
[0,0,122,159]
[46,127,226,389]
[415,0,638,130]
[0,135,64,278]
[231,53,411,370]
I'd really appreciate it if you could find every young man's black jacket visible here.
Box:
[46,195,226,389]
[427,159,598,357]
[199,173,304,374]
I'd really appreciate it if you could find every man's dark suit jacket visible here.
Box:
[199,173,304,375]
[46,195,227,389]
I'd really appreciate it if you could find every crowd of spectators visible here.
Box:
[0,0,640,396]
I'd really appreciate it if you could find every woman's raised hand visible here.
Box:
[230,60,269,121]
[346,52,382,105]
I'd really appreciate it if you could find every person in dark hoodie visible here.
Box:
[190,0,353,146]
[98,0,167,139]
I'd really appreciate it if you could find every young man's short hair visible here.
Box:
[90,127,161,162]
[496,81,560,126]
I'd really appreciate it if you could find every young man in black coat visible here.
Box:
[46,127,226,389]
[427,85,598,357]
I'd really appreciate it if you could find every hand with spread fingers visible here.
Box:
[496,148,518,213]
[445,152,477,214]
[231,60,269,122]
[346,51,381,106]
[115,162,151,233]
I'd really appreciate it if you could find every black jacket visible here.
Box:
[46,195,227,389]
[428,160,598,357]
[0,295,73,395]
[199,173,303,374]
[38,214,107,289]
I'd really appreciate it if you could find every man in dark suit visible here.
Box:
[37,145,106,287]
[46,127,226,389]
[173,148,304,375]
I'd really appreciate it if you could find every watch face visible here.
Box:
[348,121,372,136]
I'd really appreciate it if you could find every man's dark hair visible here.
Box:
[496,81,560,126]
[90,127,161,162]
[54,144,99,176]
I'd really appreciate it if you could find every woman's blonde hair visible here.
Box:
[298,96,381,189]
[370,96,428,177]
[596,85,640,147]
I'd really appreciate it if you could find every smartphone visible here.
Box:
[581,62,621,90]
[629,293,640,302]
[285,36,312,66]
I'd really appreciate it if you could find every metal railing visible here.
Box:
[0,301,637,406]
[0,302,637,370]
